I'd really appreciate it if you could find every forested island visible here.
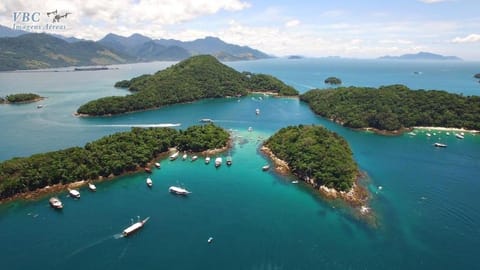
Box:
[77,55,298,116]
[0,124,229,200]
[324,77,342,85]
[474,73,480,79]
[0,93,43,104]
[263,125,367,206]
[300,84,480,132]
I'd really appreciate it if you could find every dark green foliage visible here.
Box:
[301,84,480,131]
[474,73,480,79]
[114,80,130,88]
[0,124,229,199]
[265,125,357,191]
[5,93,41,103]
[77,55,298,116]
[324,77,342,85]
[0,97,4,103]
[243,72,298,96]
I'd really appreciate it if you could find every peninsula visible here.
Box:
[1,93,43,104]
[0,124,229,201]
[262,125,368,207]
[76,55,298,116]
[300,84,480,133]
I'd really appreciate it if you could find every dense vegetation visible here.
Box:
[324,77,342,85]
[300,84,480,131]
[78,55,298,116]
[3,93,41,103]
[0,97,4,103]
[265,125,358,191]
[0,124,229,199]
[0,33,132,71]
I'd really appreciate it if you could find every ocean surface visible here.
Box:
[0,58,479,270]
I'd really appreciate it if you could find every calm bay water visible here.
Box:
[0,58,479,269]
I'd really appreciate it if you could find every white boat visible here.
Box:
[49,197,63,209]
[37,104,44,109]
[200,118,214,123]
[169,186,191,195]
[68,189,80,198]
[255,108,260,115]
[446,132,450,136]
[122,216,150,237]
[215,157,222,168]
[262,165,270,171]
[146,177,153,187]
[226,156,232,166]
[434,142,447,148]
[191,155,198,162]
[248,127,253,132]
[291,180,299,184]
[205,156,211,164]
[426,133,431,137]
[88,182,97,191]
[208,237,214,243]
[154,162,161,168]
[182,153,188,160]
[407,132,416,136]
[170,152,179,160]
[455,133,464,139]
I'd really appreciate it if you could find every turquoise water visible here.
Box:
[0,59,479,269]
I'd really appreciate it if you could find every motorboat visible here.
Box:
[255,108,260,115]
[291,180,299,184]
[37,104,44,109]
[191,155,198,162]
[154,162,161,168]
[208,237,214,243]
[68,189,80,198]
[122,216,150,237]
[49,197,63,209]
[455,133,464,139]
[262,165,270,171]
[146,177,153,187]
[169,186,191,195]
[426,133,431,137]
[226,156,232,166]
[170,152,179,160]
[434,142,447,148]
[200,118,214,123]
[205,156,211,164]
[248,127,253,132]
[144,167,152,173]
[215,157,222,168]
[88,182,97,191]
[182,153,188,160]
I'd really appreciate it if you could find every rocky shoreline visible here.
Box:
[260,145,371,214]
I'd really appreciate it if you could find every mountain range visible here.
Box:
[379,52,462,61]
[0,25,271,71]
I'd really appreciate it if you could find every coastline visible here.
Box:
[412,126,479,133]
[260,145,370,214]
[0,144,232,205]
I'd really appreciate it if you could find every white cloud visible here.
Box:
[451,34,480,43]
[0,0,250,39]
[285,19,300,28]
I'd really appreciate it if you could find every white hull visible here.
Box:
[169,186,191,195]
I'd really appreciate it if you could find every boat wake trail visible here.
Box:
[113,233,124,239]
[66,235,114,259]
[95,123,181,128]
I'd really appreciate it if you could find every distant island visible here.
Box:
[76,55,298,116]
[262,125,368,207]
[0,93,43,104]
[379,52,462,61]
[287,55,303,59]
[474,73,480,79]
[300,84,480,133]
[324,77,342,85]
[0,124,229,200]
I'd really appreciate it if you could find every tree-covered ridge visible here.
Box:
[0,124,229,199]
[264,125,358,191]
[77,55,298,116]
[2,93,42,103]
[324,77,342,85]
[300,84,480,131]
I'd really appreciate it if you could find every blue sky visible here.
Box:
[1,0,479,59]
